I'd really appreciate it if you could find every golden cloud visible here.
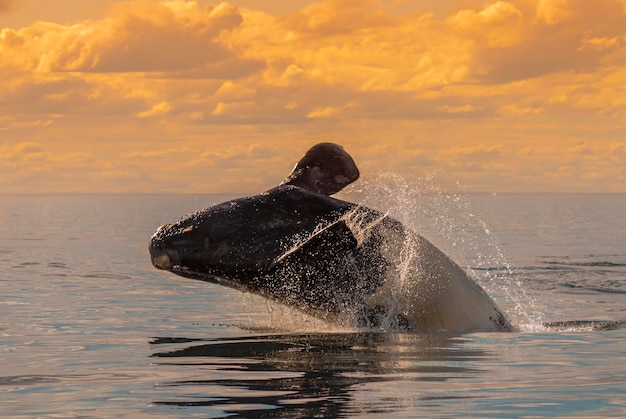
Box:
[534,0,572,25]
[0,142,47,163]
[1,0,625,193]
[136,101,171,117]
[1,2,251,75]
[3,0,624,119]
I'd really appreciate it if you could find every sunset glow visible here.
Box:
[1,0,625,193]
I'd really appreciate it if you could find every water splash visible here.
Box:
[238,291,356,333]
[341,172,544,332]
[542,320,624,332]
[229,172,545,333]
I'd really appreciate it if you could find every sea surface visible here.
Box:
[1,191,625,418]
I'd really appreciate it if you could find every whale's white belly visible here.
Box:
[364,232,509,333]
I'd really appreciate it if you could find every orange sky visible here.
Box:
[1,0,625,193]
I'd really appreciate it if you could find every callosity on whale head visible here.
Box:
[149,143,512,333]
[280,142,360,195]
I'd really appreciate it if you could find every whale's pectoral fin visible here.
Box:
[280,143,360,195]
[269,219,358,272]
[264,217,392,317]
[257,219,362,313]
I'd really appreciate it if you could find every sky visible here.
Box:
[1,0,625,194]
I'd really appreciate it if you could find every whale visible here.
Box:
[149,143,512,333]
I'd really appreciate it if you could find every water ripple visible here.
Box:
[149,333,489,416]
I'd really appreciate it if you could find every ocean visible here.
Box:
[1,191,625,418]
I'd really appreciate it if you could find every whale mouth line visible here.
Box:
[161,265,256,295]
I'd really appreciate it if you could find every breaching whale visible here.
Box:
[149,143,512,333]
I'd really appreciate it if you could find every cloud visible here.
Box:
[136,101,171,118]
[0,142,48,163]
[470,0,626,83]
[280,0,395,35]
[4,0,625,120]
[1,0,626,193]
[0,2,250,75]
[449,1,524,48]
[121,147,190,159]
[534,0,572,25]
[190,143,281,167]
[610,143,626,155]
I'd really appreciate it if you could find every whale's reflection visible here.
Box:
[150,332,491,417]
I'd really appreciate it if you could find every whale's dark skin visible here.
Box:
[149,185,396,322]
[149,143,512,331]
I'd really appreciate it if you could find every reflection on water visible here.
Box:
[150,333,489,417]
